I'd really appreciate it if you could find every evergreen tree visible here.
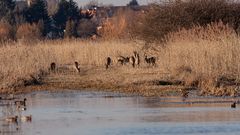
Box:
[127,0,139,7]
[68,0,79,21]
[53,0,69,31]
[53,0,80,37]
[24,0,51,36]
[0,0,15,24]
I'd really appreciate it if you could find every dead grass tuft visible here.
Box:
[16,23,42,44]
[0,21,14,43]
[161,22,240,96]
[97,9,131,40]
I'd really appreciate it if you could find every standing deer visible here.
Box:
[144,55,156,66]
[74,62,80,72]
[133,51,140,66]
[117,56,130,65]
[50,62,56,72]
[130,56,136,68]
[106,57,112,69]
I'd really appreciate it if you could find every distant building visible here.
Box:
[26,0,35,6]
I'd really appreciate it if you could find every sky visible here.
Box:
[75,0,153,7]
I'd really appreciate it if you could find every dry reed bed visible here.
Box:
[1,22,240,97]
[160,22,240,96]
[0,39,143,91]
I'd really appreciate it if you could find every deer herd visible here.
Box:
[49,51,157,73]
[108,51,156,69]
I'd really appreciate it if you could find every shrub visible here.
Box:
[137,0,240,43]
[160,22,240,96]
[0,21,14,43]
[76,19,96,38]
[97,9,129,40]
[24,0,51,36]
[16,23,41,43]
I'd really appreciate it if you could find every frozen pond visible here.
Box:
[1,91,240,135]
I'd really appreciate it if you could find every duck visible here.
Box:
[15,98,27,106]
[21,115,32,122]
[5,116,18,123]
[21,107,27,111]
[16,105,27,111]
[231,102,236,108]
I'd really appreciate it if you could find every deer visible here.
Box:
[106,57,112,69]
[144,54,156,66]
[133,51,140,67]
[50,62,56,72]
[130,56,136,68]
[74,61,80,72]
[117,56,130,65]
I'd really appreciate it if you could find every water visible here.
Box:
[1,91,240,135]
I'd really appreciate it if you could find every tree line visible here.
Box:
[0,0,94,41]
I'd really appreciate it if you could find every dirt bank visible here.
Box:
[2,63,240,98]
[0,65,191,97]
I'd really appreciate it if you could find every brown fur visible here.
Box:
[50,62,56,72]
[130,56,136,68]
[133,51,140,66]
[117,56,130,65]
[106,57,112,69]
[74,62,80,72]
[145,55,156,66]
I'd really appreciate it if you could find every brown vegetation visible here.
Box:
[135,0,240,42]
[2,1,240,97]
[97,9,130,40]
[16,23,42,43]
[160,22,240,96]
[0,21,15,43]
[0,39,141,92]
[2,22,240,97]
[77,19,97,38]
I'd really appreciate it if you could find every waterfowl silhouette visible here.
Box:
[15,98,27,106]
[5,116,18,123]
[21,115,32,122]
[231,102,236,108]
[16,105,27,111]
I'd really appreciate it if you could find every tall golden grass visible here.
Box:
[160,22,240,96]
[16,23,42,43]
[0,39,141,90]
[1,21,240,97]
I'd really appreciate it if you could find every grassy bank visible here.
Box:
[162,22,240,96]
[0,38,179,96]
[1,23,240,97]
[0,39,140,88]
